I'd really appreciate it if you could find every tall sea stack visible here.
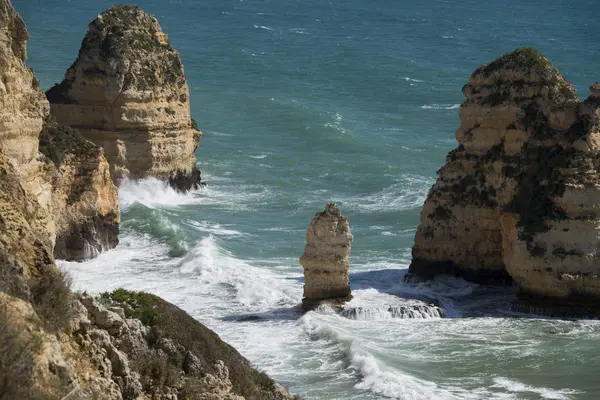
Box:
[408,47,600,315]
[300,203,353,310]
[47,5,202,191]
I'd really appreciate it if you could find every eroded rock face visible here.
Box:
[0,0,48,164]
[300,203,353,310]
[0,0,120,261]
[409,47,600,314]
[47,5,202,191]
[40,120,120,261]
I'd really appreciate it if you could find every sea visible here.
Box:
[15,0,600,398]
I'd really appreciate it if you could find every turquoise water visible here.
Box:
[16,0,600,398]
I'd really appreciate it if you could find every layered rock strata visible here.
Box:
[47,5,202,192]
[300,203,353,310]
[0,0,48,164]
[409,47,600,313]
[0,0,119,261]
[40,120,120,260]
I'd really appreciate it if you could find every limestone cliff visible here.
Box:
[0,0,120,261]
[409,48,600,314]
[47,5,202,192]
[300,203,353,310]
[0,0,48,164]
[40,120,120,261]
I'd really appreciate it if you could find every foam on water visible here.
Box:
[337,174,435,212]
[420,104,461,110]
[491,377,580,400]
[183,219,245,236]
[118,178,202,210]
[178,235,300,310]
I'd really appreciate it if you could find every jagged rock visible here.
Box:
[300,203,353,310]
[408,47,600,314]
[1,0,120,261]
[0,0,48,164]
[40,120,120,260]
[47,5,202,192]
[79,293,124,333]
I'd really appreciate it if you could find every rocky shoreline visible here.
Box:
[0,2,295,398]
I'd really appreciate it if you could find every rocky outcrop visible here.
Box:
[0,0,48,165]
[0,0,55,245]
[47,5,202,192]
[75,290,296,400]
[40,120,120,260]
[0,0,119,261]
[408,47,600,314]
[300,203,353,310]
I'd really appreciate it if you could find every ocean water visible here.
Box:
[15,0,600,398]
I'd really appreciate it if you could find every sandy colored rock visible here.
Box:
[0,0,120,261]
[300,203,353,309]
[40,120,120,260]
[47,5,202,191]
[0,0,48,164]
[409,48,600,314]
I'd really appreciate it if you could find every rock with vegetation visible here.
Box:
[40,119,120,260]
[300,203,353,310]
[408,47,600,315]
[47,5,203,192]
[0,144,296,399]
[0,0,120,261]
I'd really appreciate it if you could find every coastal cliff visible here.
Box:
[409,48,600,314]
[47,5,202,192]
[0,2,297,398]
[0,0,119,260]
[40,120,120,261]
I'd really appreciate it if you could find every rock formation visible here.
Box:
[0,0,119,261]
[40,120,120,260]
[0,3,297,398]
[408,47,600,314]
[300,203,353,310]
[47,5,202,192]
[0,0,48,165]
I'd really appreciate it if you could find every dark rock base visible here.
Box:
[54,213,119,261]
[511,293,600,319]
[406,258,514,286]
[301,295,353,312]
[168,166,204,193]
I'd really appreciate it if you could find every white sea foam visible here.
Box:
[253,24,272,31]
[178,235,300,310]
[421,104,461,110]
[119,178,201,210]
[491,377,580,399]
[337,174,434,212]
[341,289,443,320]
[249,154,269,159]
[403,76,423,82]
[183,219,245,236]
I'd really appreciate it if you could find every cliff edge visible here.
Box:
[0,0,119,260]
[47,5,202,192]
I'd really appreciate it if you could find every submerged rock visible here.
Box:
[47,5,202,192]
[408,47,600,314]
[300,203,353,310]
